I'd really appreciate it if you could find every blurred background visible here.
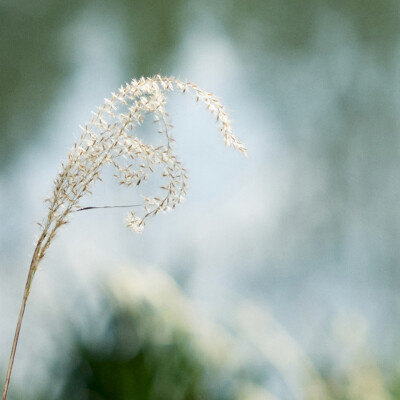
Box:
[1,0,400,398]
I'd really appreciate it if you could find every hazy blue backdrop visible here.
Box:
[1,0,400,398]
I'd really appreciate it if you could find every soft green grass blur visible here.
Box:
[20,268,400,399]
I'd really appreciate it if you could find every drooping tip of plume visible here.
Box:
[126,212,145,233]
[225,134,248,156]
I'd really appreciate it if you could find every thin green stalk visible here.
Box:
[2,240,42,400]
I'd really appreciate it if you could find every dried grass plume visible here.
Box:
[2,75,246,400]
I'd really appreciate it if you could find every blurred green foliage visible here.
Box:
[0,1,80,167]
[2,0,399,168]
[0,0,185,169]
[34,271,244,400]
[22,267,399,400]
[51,311,232,400]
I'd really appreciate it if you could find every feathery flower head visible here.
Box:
[42,75,246,247]
[2,76,246,400]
